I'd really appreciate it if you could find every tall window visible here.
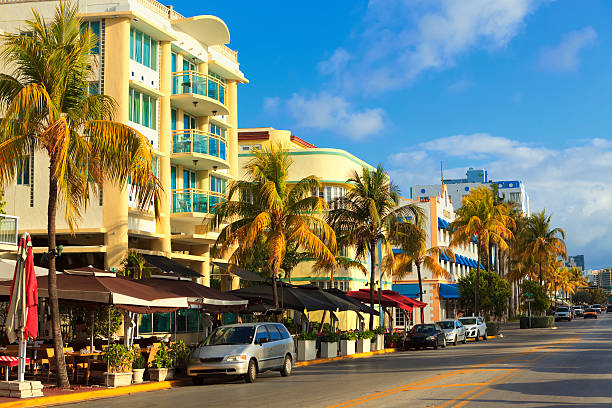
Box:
[184,113,196,130]
[171,109,177,131]
[129,28,157,70]
[80,21,100,54]
[183,170,196,190]
[16,156,30,185]
[209,123,226,138]
[129,88,157,130]
[170,166,176,190]
[209,70,226,85]
[209,176,226,194]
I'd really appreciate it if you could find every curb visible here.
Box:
[296,348,398,367]
[0,379,188,408]
[466,335,498,342]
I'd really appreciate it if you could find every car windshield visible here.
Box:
[412,325,436,334]
[437,321,454,329]
[592,305,601,308]
[204,326,255,346]
[556,307,569,312]
[585,308,595,312]
[460,318,476,325]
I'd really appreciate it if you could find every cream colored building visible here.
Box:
[0,0,247,287]
[238,127,392,329]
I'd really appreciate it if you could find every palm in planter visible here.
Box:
[103,344,134,387]
[150,343,175,381]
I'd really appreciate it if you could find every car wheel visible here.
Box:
[475,333,480,342]
[442,338,447,348]
[453,335,458,346]
[280,355,292,377]
[191,376,204,386]
[433,341,438,350]
[245,359,257,383]
[462,335,467,344]
[483,331,487,340]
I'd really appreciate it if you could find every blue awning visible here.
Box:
[437,217,450,230]
[439,283,459,299]
[456,255,465,266]
[439,251,450,262]
[392,283,421,298]
[471,235,478,244]
[392,248,404,254]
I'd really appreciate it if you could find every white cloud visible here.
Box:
[263,96,281,114]
[388,134,612,268]
[286,93,385,140]
[318,48,351,75]
[447,79,473,93]
[538,27,597,72]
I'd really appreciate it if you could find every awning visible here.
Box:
[296,285,361,312]
[324,288,378,315]
[439,283,459,299]
[142,254,200,278]
[213,262,266,282]
[230,284,338,311]
[346,290,414,311]
[392,283,421,299]
[437,217,450,230]
[439,252,450,262]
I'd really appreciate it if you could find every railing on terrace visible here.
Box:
[0,215,18,246]
[172,71,226,105]
[172,189,225,214]
[136,0,183,20]
[210,45,238,63]
[172,129,226,160]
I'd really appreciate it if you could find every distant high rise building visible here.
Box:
[597,268,612,294]
[411,167,530,215]
[565,255,585,271]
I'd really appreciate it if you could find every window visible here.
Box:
[209,123,226,138]
[129,88,157,129]
[184,113,196,130]
[171,109,177,131]
[395,308,407,327]
[80,21,100,54]
[311,280,350,291]
[312,186,346,208]
[208,71,226,85]
[183,170,196,190]
[170,166,176,190]
[129,28,158,70]
[240,144,261,152]
[139,310,204,334]
[266,325,282,341]
[87,82,99,95]
[16,156,30,185]
[254,326,269,343]
[210,176,226,194]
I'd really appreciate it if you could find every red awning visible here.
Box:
[356,289,427,309]
[346,290,412,311]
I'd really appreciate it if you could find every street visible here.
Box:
[68,315,612,408]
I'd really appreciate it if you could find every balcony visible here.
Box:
[171,71,229,116]
[172,189,226,215]
[171,129,229,169]
[0,215,18,248]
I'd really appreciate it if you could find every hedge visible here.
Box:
[519,316,554,329]
[486,322,501,336]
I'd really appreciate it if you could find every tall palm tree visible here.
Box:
[210,145,337,309]
[327,165,419,329]
[448,186,514,316]
[389,217,452,323]
[0,4,160,386]
[515,210,566,285]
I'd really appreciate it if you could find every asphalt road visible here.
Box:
[67,314,612,408]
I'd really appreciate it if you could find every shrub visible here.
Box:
[519,316,554,329]
[152,342,174,369]
[340,331,358,341]
[520,280,550,315]
[385,332,402,345]
[297,331,317,341]
[104,344,134,373]
[486,322,500,336]
[358,330,374,340]
[320,332,339,343]
[169,341,191,369]
[132,353,146,370]
[373,327,386,335]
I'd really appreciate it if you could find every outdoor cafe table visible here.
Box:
[0,356,31,381]
[65,350,104,384]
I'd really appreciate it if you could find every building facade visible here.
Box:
[0,0,247,287]
[412,167,530,215]
[565,255,585,271]
[392,185,480,324]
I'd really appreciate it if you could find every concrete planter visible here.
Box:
[105,372,133,387]
[356,339,370,354]
[320,342,338,359]
[148,368,175,382]
[297,340,317,361]
[372,334,385,351]
[132,368,145,384]
[340,340,356,356]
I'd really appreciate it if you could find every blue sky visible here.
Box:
[172,0,612,269]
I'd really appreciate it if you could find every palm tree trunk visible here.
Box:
[416,263,424,324]
[487,242,492,272]
[369,240,376,330]
[539,263,542,286]
[475,243,481,317]
[47,169,70,387]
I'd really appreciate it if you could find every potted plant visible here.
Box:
[372,327,386,351]
[385,332,403,349]
[339,331,358,356]
[149,342,175,381]
[357,330,374,353]
[320,331,339,359]
[297,332,317,361]
[169,341,191,374]
[132,352,146,384]
[103,344,134,387]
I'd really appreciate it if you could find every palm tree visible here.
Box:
[209,144,337,309]
[389,217,452,323]
[120,250,149,280]
[0,4,160,386]
[515,210,567,285]
[448,186,513,316]
[327,165,420,329]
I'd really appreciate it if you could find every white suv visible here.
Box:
[554,306,572,322]
[459,316,487,341]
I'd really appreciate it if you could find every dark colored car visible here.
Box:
[606,305,612,313]
[404,324,446,350]
[583,308,598,319]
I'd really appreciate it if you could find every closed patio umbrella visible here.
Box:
[230,284,338,311]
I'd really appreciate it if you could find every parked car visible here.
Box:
[606,305,612,313]
[573,306,584,317]
[404,324,446,350]
[583,308,598,319]
[187,323,296,384]
[459,316,487,341]
[591,304,602,313]
[554,306,572,322]
[436,319,467,346]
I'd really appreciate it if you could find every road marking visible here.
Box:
[409,382,490,390]
[451,370,522,407]
[436,370,518,408]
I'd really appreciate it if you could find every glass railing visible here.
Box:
[172,189,226,214]
[172,129,226,160]
[0,215,18,246]
[171,71,226,105]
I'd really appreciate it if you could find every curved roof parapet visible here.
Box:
[172,15,230,46]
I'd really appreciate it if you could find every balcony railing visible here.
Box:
[0,215,18,246]
[172,189,226,214]
[172,129,226,160]
[172,71,226,105]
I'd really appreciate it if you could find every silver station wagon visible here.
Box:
[188,323,296,384]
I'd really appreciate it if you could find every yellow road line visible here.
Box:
[410,382,489,390]
[436,370,518,408]
[451,370,522,408]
